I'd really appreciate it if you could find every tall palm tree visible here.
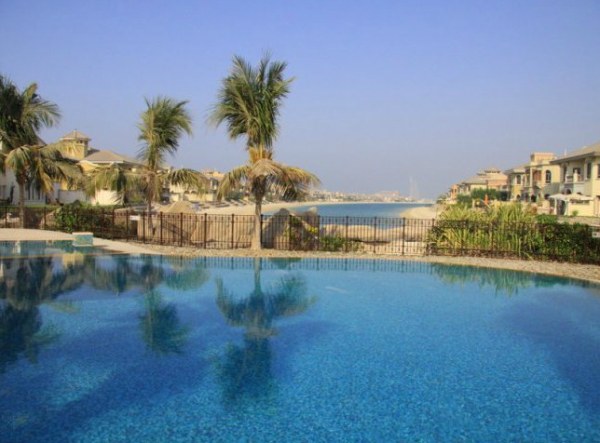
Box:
[0,75,79,226]
[87,97,205,223]
[138,97,195,214]
[210,55,320,249]
[0,75,60,151]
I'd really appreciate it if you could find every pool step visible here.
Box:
[72,231,93,247]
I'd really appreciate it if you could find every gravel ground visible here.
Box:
[1,229,597,285]
[137,243,600,285]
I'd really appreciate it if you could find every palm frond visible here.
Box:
[164,168,208,193]
[209,54,293,150]
[217,165,250,199]
[5,146,31,180]
[0,76,60,150]
[85,164,141,204]
[137,96,193,169]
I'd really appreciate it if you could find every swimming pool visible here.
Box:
[1,247,599,441]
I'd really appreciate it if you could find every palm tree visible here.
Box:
[210,55,320,249]
[0,75,60,151]
[5,144,79,225]
[83,163,142,205]
[138,97,195,214]
[87,97,205,224]
[0,76,76,226]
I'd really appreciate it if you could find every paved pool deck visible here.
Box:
[0,229,160,255]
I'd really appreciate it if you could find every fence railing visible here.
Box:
[1,206,599,264]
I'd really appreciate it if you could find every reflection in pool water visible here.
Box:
[216,258,316,404]
[0,248,599,441]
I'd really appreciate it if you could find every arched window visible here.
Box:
[545,170,552,184]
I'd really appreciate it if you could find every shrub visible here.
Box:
[428,203,600,263]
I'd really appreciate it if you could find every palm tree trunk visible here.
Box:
[253,257,262,291]
[18,181,25,228]
[252,196,263,250]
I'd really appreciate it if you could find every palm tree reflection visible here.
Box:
[139,289,190,355]
[87,255,205,356]
[431,263,535,296]
[0,256,84,372]
[216,258,316,404]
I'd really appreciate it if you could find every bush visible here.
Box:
[319,234,359,252]
[428,203,600,263]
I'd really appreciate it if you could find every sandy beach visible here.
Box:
[198,200,320,215]
[199,201,437,218]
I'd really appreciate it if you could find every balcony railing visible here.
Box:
[564,174,583,184]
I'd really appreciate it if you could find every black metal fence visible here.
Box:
[2,206,600,263]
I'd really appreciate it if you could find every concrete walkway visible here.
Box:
[0,229,159,255]
[0,228,74,241]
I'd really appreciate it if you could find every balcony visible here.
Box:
[562,175,585,194]
[564,174,583,184]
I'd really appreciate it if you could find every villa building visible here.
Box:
[452,167,508,199]
[169,169,223,204]
[0,129,233,210]
[549,141,600,216]
[80,149,143,205]
[504,165,526,201]
[520,152,561,204]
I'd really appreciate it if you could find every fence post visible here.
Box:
[345,216,349,252]
[260,214,264,249]
[373,217,377,253]
[231,213,235,249]
[111,209,115,239]
[142,211,146,243]
[180,212,183,247]
[125,210,129,241]
[461,220,466,256]
[203,214,208,249]
[159,212,163,244]
[490,221,494,257]
[402,217,406,255]
[288,214,292,250]
[43,206,47,230]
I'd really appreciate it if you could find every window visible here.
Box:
[516,176,521,185]
[587,163,592,179]
[573,167,581,181]
[545,170,551,184]
[563,166,567,181]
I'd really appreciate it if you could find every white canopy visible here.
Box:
[549,194,594,202]
[549,194,569,201]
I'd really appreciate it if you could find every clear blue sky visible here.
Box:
[2,0,599,198]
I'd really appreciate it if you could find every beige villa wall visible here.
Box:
[92,189,120,206]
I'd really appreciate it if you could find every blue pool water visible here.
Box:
[1,244,599,441]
